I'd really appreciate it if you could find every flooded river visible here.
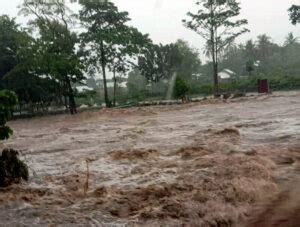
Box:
[1,91,299,226]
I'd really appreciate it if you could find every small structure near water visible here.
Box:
[257,79,270,93]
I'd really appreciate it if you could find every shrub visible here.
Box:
[0,90,18,140]
[174,77,190,99]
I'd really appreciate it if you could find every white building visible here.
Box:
[218,69,236,80]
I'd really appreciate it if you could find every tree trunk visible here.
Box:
[213,61,219,95]
[211,30,219,96]
[64,95,68,112]
[66,77,77,115]
[113,68,117,107]
[100,40,110,108]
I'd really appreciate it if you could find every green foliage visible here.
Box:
[0,15,19,85]
[206,32,300,85]
[183,0,249,93]
[79,0,149,107]
[127,69,148,100]
[0,91,29,187]
[19,0,85,114]
[174,77,190,99]
[0,15,62,112]
[1,1,300,114]
[0,90,17,140]
[175,39,202,82]
[288,5,300,25]
[138,39,202,94]
[76,90,99,107]
[138,43,182,83]
[246,60,255,76]
[195,74,300,95]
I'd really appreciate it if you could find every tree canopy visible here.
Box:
[183,0,249,94]
[79,0,149,107]
[289,5,300,25]
[19,0,85,114]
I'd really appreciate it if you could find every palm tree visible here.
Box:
[244,39,256,60]
[256,34,273,62]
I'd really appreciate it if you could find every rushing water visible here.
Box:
[1,91,299,226]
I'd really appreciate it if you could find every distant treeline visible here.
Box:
[0,0,299,115]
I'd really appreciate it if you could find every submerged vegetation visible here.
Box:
[0,149,29,187]
[0,90,28,187]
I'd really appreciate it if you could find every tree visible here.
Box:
[20,0,85,114]
[0,15,53,113]
[173,77,189,101]
[256,34,273,62]
[107,27,149,106]
[288,5,300,25]
[245,60,255,76]
[0,16,27,88]
[79,0,148,107]
[109,55,128,107]
[175,39,202,81]
[138,43,182,83]
[244,39,256,60]
[284,32,298,46]
[0,90,17,140]
[127,69,148,100]
[183,0,249,94]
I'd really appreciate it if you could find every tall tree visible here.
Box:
[107,27,150,106]
[243,40,257,76]
[183,0,249,94]
[108,54,128,107]
[175,39,202,81]
[244,39,256,60]
[138,43,182,84]
[256,34,273,63]
[127,69,148,100]
[0,15,57,112]
[0,16,25,87]
[20,0,85,114]
[288,5,300,25]
[79,0,148,107]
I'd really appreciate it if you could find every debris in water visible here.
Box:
[0,149,28,187]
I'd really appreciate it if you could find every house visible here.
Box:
[76,85,94,93]
[98,78,128,89]
[218,69,236,80]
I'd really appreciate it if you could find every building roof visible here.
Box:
[218,69,236,79]
[76,85,93,93]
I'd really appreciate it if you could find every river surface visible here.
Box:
[1,91,299,226]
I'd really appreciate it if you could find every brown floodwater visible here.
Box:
[1,91,299,226]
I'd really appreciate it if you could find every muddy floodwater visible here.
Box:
[1,91,300,226]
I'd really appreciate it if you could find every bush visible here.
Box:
[0,90,18,140]
[174,77,190,99]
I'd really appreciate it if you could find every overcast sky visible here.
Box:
[1,0,300,59]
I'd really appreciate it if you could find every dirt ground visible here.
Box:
[1,91,299,226]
